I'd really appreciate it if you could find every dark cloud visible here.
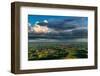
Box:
[37,18,79,30]
[29,27,87,40]
[37,22,48,26]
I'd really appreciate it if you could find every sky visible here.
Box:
[28,15,88,40]
[28,15,88,27]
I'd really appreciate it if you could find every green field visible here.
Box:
[28,41,88,60]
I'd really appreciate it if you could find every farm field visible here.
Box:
[28,40,88,60]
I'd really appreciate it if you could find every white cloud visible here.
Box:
[33,24,48,34]
[28,23,31,26]
[48,28,60,34]
[35,21,39,24]
[43,20,48,23]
